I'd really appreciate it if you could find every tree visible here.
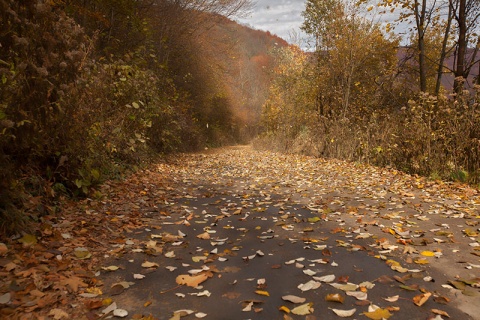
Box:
[370,0,480,94]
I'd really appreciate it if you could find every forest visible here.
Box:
[258,0,480,185]
[1,0,480,235]
[0,0,286,234]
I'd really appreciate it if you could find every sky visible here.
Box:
[237,0,405,47]
[237,0,310,46]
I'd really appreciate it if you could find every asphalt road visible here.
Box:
[99,146,480,320]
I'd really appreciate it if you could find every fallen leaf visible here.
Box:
[242,301,254,312]
[0,293,11,304]
[48,308,69,320]
[102,265,120,271]
[313,274,335,283]
[346,291,368,300]
[413,292,431,306]
[0,243,8,256]
[363,308,393,319]
[431,308,450,317]
[329,283,358,291]
[18,234,37,246]
[282,295,306,304]
[59,276,88,292]
[291,303,313,315]
[414,258,430,265]
[197,232,210,240]
[102,301,117,314]
[84,299,104,310]
[255,290,269,296]
[331,308,356,317]
[113,309,128,317]
[383,295,399,302]
[420,251,435,257]
[176,273,211,287]
[325,293,345,303]
[279,306,291,313]
[141,261,159,268]
[73,247,91,259]
[298,280,321,292]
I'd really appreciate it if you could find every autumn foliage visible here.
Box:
[257,0,480,186]
[0,0,280,234]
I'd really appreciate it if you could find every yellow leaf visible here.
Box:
[386,259,400,267]
[420,251,435,257]
[86,287,103,295]
[255,290,270,296]
[18,234,37,246]
[414,258,429,264]
[363,308,393,319]
[74,247,91,260]
[279,306,290,313]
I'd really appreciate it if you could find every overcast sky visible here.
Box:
[237,0,406,47]
[237,0,310,46]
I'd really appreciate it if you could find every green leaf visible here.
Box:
[90,169,100,181]
[18,234,37,246]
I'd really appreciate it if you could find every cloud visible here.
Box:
[238,0,307,42]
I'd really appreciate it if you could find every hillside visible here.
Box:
[194,14,289,138]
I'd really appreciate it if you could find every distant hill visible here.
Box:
[398,46,480,92]
[196,14,289,136]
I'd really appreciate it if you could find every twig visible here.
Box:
[159,285,182,294]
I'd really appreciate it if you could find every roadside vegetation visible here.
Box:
[0,0,289,235]
[256,0,480,186]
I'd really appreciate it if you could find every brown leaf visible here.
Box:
[376,275,394,284]
[59,276,88,292]
[431,309,450,318]
[433,295,450,304]
[84,299,103,310]
[413,292,431,306]
[222,292,241,300]
[325,293,345,303]
[176,272,212,287]
[110,284,125,296]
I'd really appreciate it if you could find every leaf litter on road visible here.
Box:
[1,146,479,319]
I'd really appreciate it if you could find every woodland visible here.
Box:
[1,1,480,319]
[1,0,480,235]
[0,0,286,234]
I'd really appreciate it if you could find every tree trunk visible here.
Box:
[415,0,428,92]
[435,2,453,97]
[454,0,467,94]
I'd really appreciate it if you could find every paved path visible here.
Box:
[98,146,479,319]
